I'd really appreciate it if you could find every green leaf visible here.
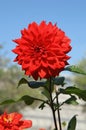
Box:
[52,77,65,86]
[19,95,35,105]
[0,95,35,106]
[39,102,46,110]
[18,78,29,87]
[41,89,50,99]
[0,99,15,105]
[64,65,86,75]
[60,87,86,101]
[64,95,78,105]
[18,78,46,88]
[67,115,77,130]
[0,95,44,106]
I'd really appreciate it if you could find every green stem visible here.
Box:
[49,78,58,130]
[56,92,62,130]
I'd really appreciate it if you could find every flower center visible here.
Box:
[30,45,47,58]
[34,46,41,52]
[4,117,12,123]
[34,45,46,55]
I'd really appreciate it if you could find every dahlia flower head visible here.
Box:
[12,21,71,80]
[0,112,32,130]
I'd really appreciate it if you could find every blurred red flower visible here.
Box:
[12,21,71,80]
[0,112,32,130]
[39,128,46,130]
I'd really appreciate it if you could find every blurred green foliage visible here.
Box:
[73,58,86,89]
[0,45,44,113]
[73,58,86,112]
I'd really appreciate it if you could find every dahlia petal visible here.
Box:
[38,68,47,78]
[19,120,32,129]
[8,113,22,124]
[41,60,48,68]
[12,39,20,44]
[0,125,4,130]
[12,46,22,55]
[31,71,39,80]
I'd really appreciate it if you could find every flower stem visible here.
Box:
[49,78,58,130]
[56,92,62,130]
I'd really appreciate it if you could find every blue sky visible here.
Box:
[0,0,86,65]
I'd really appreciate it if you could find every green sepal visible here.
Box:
[28,81,46,88]
[64,65,86,75]
[67,115,77,130]
[52,76,65,86]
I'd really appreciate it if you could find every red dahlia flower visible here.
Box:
[12,21,71,80]
[0,112,32,130]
